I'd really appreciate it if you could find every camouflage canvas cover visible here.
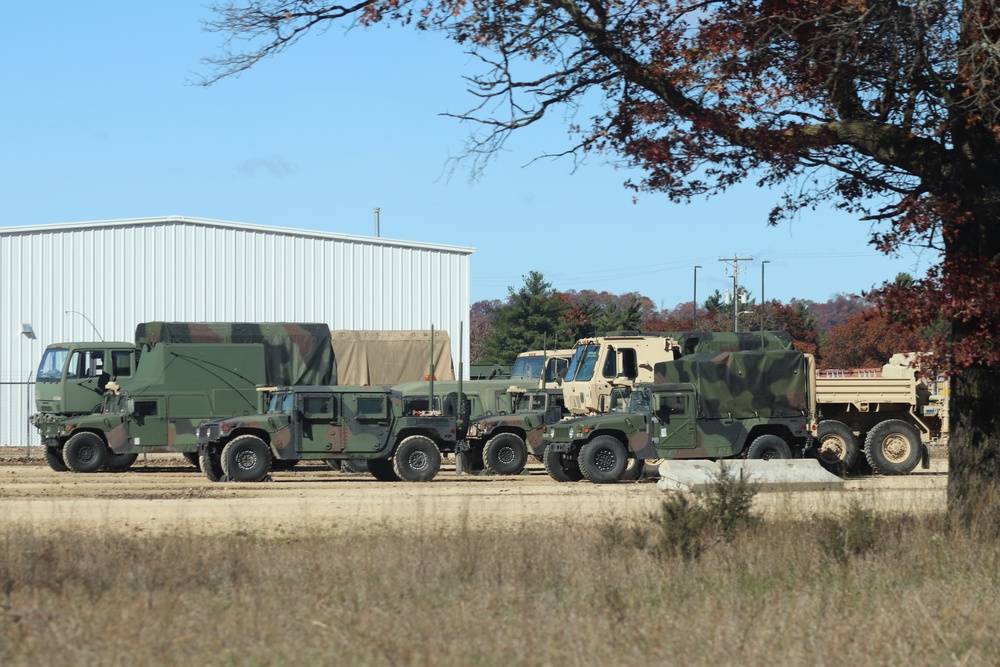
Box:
[666,331,794,355]
[653,350,809,419]
[134,322,334,386]
[330,330,455,385]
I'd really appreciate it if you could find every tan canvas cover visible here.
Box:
[330,330,455,386]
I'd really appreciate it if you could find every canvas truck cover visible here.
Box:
[653,350,809,419]
[668,331,793,355]
[330,330,455,386]
[134,322,334,386]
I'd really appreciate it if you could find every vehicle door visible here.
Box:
[129,397,167,451]
[295,392,339,455]
[63,349,110,414]
[341,391,393,455]
[652,389,697,449]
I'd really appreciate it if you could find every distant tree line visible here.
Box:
[472,271,925,369]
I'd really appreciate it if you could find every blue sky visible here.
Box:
[2,3,937,311]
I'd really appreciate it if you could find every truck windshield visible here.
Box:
[511,356,544,379]
[565,344,600,383]
[267,393,294,413]
[627,389,650,413]
[36,348,69,382]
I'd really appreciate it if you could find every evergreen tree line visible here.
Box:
[472,271,923,370]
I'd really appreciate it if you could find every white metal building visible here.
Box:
[0,216,474,447]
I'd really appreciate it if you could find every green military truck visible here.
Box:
[31,341,139,471]
[43,323,334,473]
[542,349,817,483]
[459,387,569,475]
[196,385,458,482]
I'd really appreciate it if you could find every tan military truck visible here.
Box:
[814,353,944,474]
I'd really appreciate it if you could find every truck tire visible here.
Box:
[221,435,272,483]
[44,446,69,472]
[104,452,138,472]
[63,432,109,473]
[578,436,628,484]
[341,459,370,473]
[620,456,645,481]
[815,420,859,473]
[368,458,401,481]
[864,420,922,475]
[201,449,224,482]
[393,436,442,482]
[482,433,527,475]
[746,434,792,460]
[182,452,201,469]
[543,447,583,482]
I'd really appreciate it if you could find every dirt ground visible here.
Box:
[0,448,949,536]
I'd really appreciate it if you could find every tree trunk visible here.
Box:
[948,365,1000,535]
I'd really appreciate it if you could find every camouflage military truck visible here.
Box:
[45,323,334,473]
[30,341,139,471]
[560,331,793,416]
[196,385,458,482]
[542,349,817,483]
[459,387,569,475]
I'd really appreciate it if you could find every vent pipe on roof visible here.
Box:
[374,207,380,237]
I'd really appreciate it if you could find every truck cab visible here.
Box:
[31,342,138,427]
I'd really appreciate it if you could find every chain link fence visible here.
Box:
[1,375,37,451]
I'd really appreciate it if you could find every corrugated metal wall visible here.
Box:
[0,217,473,447]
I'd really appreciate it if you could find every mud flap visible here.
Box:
[455,450,468,475]
[921,444,930,470]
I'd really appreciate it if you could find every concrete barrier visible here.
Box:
[657,459,845,493]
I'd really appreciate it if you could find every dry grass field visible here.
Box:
[1,448,997,665]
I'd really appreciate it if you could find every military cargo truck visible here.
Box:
[460,387,569,475]
[542,350,817,483]
[30,341,139,471]
[813,353,941,475]
[196,385,458,482]
[44,323,334,473]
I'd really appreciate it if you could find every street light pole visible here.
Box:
[65,310,104,341]
[693,265,702,330]
[761,260,770,343]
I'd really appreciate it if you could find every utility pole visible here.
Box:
[718,255,753,332]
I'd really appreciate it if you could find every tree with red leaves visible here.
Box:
[205,0,1000,531]
[821,309,924,370]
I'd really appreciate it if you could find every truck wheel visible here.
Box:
[368,458,401,481]
[864,420,922,474]
[44,446,69,472]
[221,435,272,483]
[482,433,527,475]
[104,452,138,471]
[746,435,792,460]
[815,420,859,473]
[543,447,584,482]
[200,449,224,482]
[579,436,627,484]
[182,452,201,469]
[393,436,442,482]
[340,459,369,473]
[63,432,109,473]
